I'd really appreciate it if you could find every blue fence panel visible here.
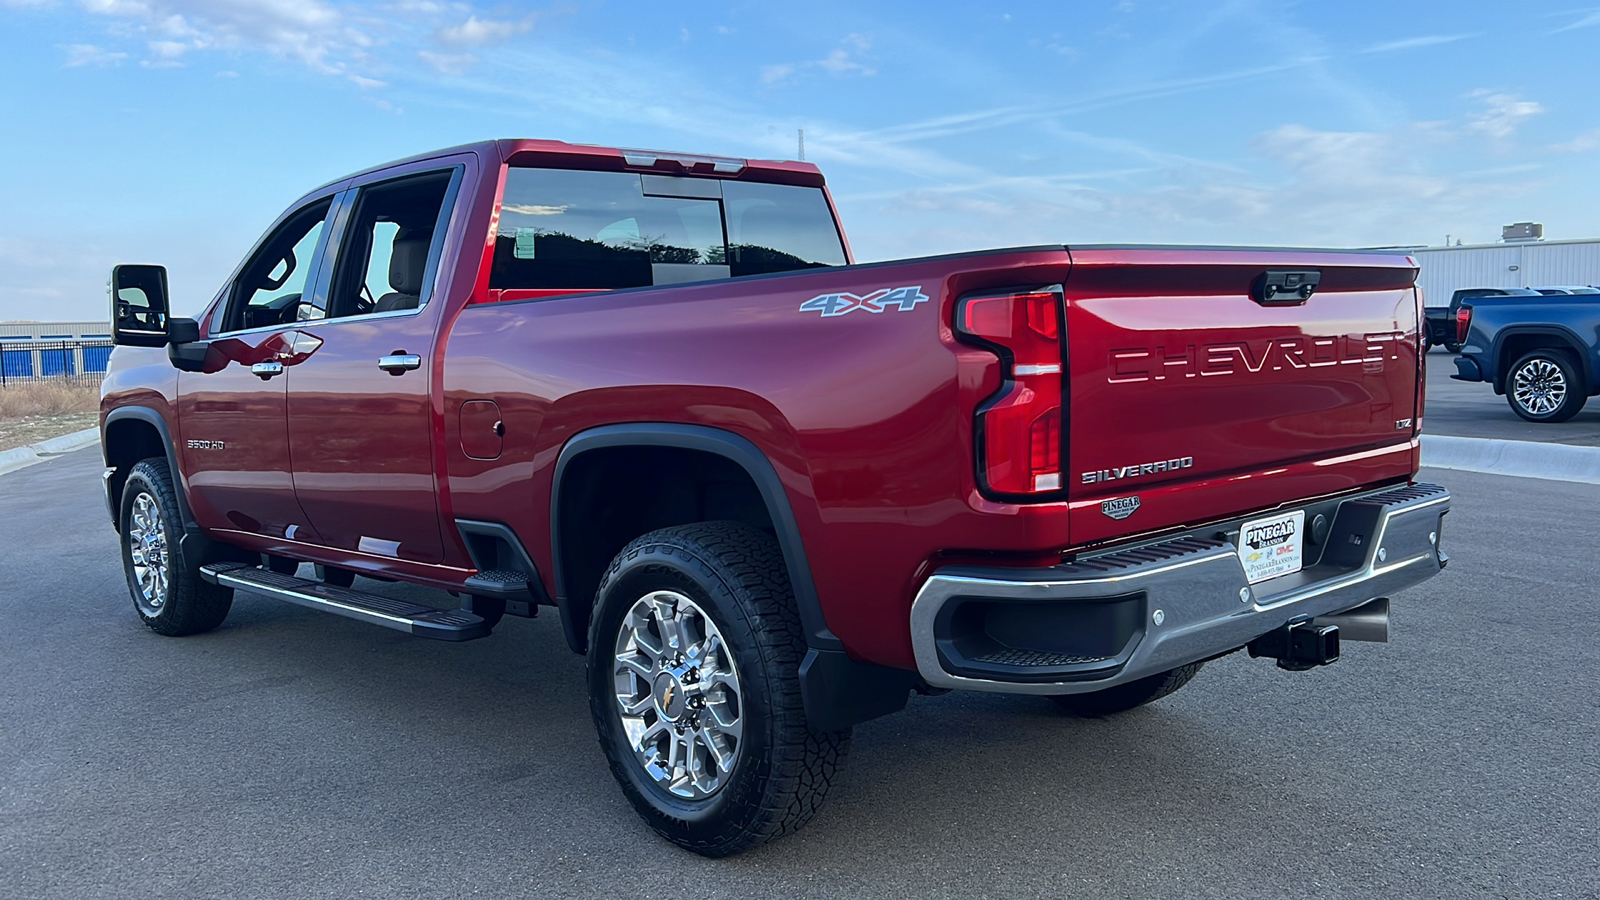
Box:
[2,348,34,378]
[38,346,74,377]
[82,344,113,373]
[0,340,111,385]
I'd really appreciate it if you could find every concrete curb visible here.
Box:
[0,427,100,478]
[0,446,39,476]
[1420,434,1600,484]
[32,428,101,455]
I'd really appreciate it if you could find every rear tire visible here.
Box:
[1506,350,1586,423]
[119,459,233,636]
[1049,663,1202,716]
[587,521,850,857]
[1443,342,1463,354]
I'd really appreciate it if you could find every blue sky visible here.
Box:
[4,0,1600,321]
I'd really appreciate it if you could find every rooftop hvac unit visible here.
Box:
[1502,222,1543,242]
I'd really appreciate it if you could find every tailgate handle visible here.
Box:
[1252,269,1320,306]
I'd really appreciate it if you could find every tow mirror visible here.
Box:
[110,264,172,347]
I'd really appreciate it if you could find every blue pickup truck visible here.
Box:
[1453,292,1599,422]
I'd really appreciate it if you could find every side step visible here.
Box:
[199,562,491,642]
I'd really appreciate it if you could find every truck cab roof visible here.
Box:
[1530,285,1600,295]
[306,139,826,197]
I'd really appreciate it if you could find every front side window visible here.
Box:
[224,199,332,332]
[490,168,847,291]
[324,170,455,319]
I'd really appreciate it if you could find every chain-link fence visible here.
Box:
[0,340,115,387]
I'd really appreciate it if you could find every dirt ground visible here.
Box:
[0,381,99,451]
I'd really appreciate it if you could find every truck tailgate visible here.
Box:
[1063,246,1421,545]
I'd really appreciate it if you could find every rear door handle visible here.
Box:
[378,352,422,375]
[251,361,284,380]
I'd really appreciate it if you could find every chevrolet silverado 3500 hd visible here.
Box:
[101,139,1450,855]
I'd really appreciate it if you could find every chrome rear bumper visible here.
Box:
[909,483,1450,694]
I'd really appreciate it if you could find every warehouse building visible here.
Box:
[1407,223,1600,308]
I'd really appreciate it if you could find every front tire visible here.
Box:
[1049,663,1203,716]
[119,459,233,636]
[587,522,850,857]
[1506,350,1586,423]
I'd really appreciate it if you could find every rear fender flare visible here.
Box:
[1490,325,1592,393]
[550,423,839,655]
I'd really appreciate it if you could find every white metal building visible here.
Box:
[0,321,111,340]
[1410,237,1600,308]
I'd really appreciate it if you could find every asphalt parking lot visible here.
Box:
[1424,346,1600,446]
[2,448,1597,899]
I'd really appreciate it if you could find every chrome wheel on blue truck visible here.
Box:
[1507,350,1586,423]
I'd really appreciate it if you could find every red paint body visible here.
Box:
[101,140,1425,672]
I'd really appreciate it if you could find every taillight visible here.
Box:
[955,287,1065,497]
[1455,305,1472,344]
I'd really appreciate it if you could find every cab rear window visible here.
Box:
[490,168,846,291]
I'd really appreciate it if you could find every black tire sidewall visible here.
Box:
[1507,351,1584,422]
[119,460,230,635]
[120,464,178,627]
[588,540,780,843]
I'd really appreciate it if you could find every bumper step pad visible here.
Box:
[199,562,491,641]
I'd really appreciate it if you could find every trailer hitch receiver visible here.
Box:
[1248,618,1340,671]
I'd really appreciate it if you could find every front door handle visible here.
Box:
[378,352,422,375]
[251,361,285,380]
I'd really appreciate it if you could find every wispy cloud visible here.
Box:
[841,120,1531,261]
[74,0,362,79]
[438,13,532,47]
[61,42,126,66]
[1551,129,1600,154]
[57,1,552,84]
[762,33,875,85]
[841,56,1328,149]
[1551,8,1600,32]
[1362,33,1478,54]
[1466,90,1544,138]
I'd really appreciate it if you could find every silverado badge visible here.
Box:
[1101,495,1141,520]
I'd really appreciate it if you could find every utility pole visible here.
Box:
[797,128,805,161]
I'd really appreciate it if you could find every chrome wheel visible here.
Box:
[612,589,742,800]
[1513,358,1567,416]
[127,491,170,616]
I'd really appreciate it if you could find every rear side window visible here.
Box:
[722,181,847,276]
[491,168,846,291]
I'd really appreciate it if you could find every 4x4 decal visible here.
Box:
[799,285,928,317]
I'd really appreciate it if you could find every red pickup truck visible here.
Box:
[101,139,1451,856]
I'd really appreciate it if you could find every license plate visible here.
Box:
[1238,510,1306,584]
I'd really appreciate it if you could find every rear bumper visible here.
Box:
[909,483,1450,694]
[1451,356,1484,382]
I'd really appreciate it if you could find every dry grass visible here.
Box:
[0,380,101,450]
[0,380,101,418]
